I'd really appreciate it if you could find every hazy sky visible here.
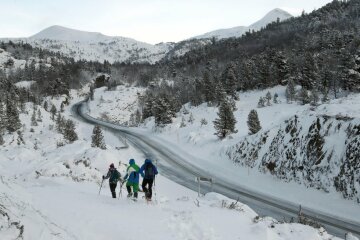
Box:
[1,0,333,44]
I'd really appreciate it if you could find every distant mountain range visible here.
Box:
[1,8,292,64]
[193,8,292,40]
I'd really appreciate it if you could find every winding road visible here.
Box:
[72,100,360,239]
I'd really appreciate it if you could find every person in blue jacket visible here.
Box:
[123,159,140,199]
[139,159,158,200]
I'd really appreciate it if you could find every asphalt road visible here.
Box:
[72,100,360,239]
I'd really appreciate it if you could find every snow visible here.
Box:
[193,8,292,40]
[0,87,346,240]
[86,85,360,227]
[14,81,36,89]
[2,26,175,64]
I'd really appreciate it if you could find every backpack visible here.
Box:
[110,169,120,183]
[144,163,155,179]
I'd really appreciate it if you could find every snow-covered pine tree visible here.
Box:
[273,93,279,104]
[55,112,65,133]
[17,130,25,145]
[91,125,106,149]
[299,87,310,105]
[214,81,226,106]
[285,79,296,103]
[50,104,57,120]
[247,109,261,135]
[37,109,42,122]
[43,101,48,111]
[310,89,320,106]
[180,117,186,128]
[265,91,272,106]
[257,97,265,108]
[213,100,237,139]
[222,63,238,100]
[60,102,65,113]
[0,101,5,134]
[188,113,195,124]
[63,119,78,143]
[31,108,38,126]
[6,96,21,133]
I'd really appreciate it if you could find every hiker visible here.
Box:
[139,159,158,200]
[123,159,140,199]
[102,163,121,198]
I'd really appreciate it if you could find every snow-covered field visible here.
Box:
[86,85,360,225]
[0,87,347,240]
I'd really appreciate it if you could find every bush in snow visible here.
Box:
[257,97,265,108]
[91,125,106,150]
[63,119,78,143]
[200,118,208,126]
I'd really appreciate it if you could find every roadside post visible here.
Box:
[195,177,214,197]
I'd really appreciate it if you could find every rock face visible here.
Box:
[226,114,360,202]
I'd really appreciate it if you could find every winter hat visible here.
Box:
[145,159,152,164]
[109,163,115,168]
[129,159,135,165]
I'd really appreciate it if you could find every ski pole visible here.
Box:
[99,178,104,195]
[118,180,124,199]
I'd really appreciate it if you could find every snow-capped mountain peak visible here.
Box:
[30,25,112,42]
[193,8,292,40]
[249,8,292,30]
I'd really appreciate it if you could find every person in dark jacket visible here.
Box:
[139,159,158,200]
[102,163,121,198]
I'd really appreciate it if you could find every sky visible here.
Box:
[1,0,333,44]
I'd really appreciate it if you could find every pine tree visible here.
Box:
[6,96,21,133]
[222,63,238,100]
[0,133,4,145]
[43,101,48,111]
[188,113,195,124]
[247,109,261,135]
[50,104,57,120]
[180,117,186,128]
[213,100,237,139]
[31,108,38,126]
[91,125,106,149]
[265,91,272,106]
[37,109,42,122]
[273,93,279,104]
[214,81,226,106]
[55,112,65,133]
[257,97,265,108]
[0,101,5,134]
[285,79,296,103]
[299,88,310,105]
[17,130,25,145]
[310,89,320,106]
[63,119,78,143]
[60,102,65,113]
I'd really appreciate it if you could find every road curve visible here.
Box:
[72,100,360,238]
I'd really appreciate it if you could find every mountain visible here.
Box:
[9,25,174,64]
[30,25,112,42]
[194,8,292,40]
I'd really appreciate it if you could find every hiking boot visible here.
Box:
[127,193,133,198]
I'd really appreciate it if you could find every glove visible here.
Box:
[102,175,105,180]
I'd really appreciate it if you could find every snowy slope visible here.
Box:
[194,8,292,40]
[86,85,360,227]
[0,88,342,240]
[4,25,174,64]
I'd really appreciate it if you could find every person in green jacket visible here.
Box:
[123,159,140,199]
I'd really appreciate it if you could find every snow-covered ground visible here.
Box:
[86,85,360,225]
[0,87,346,239]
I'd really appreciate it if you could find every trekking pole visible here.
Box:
[118,180,124,199]
[98,179,104,195]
